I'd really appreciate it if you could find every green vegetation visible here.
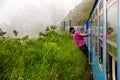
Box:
[108,32,118,58]
[109,32,117,42]
[45,25,57,32]
[0,28,6,37]
[13,30,18,38]
[0,29,91,80]
[110,46,117,58]
[65,0,95,26]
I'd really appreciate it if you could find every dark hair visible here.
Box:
[69,27,75,33]
[107,27,113,32]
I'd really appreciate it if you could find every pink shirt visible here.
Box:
[73,31,86,48]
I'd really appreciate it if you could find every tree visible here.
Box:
[0,28,6,36]
[22,35,29,41]
[46,26,50,31]
[39,32,44,36]
[64,0,95,26]
[50,25,57,30]
[13,30,18,37]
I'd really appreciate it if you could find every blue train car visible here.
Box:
[85,0,120,80]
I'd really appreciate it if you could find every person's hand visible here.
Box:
[88,33,91,36]
[99,33,103,37]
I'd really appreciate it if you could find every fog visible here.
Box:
[0,0,81,37]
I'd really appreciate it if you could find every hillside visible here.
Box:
[65,0,95,26]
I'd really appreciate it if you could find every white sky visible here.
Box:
[0,0,81,37]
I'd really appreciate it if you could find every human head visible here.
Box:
[80,28,85,33]
[69,27,75,34]
[107,27,113,34]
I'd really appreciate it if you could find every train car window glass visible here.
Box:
[95,8,98,17]
[99,14,103,65]
[93,13,95,19]
[107,0,112,4]
[107,2,117,41]
[89,18,93,48]
[89,19,93,48]
[94,18,99,56]
[99,14,103,33]
[92,26,95,47]
[107,1,118,58]
[99,0,103,11]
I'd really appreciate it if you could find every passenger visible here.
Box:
[99,27,113,64]
[106,27,113,39]
[69,27,90,60]
[80,28,86,34]
[99,27,113,39]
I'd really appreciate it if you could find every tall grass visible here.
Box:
[0,31,91,80]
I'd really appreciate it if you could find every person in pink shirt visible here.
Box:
[69,27,90,59]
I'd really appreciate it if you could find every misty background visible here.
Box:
[0,0,81,37]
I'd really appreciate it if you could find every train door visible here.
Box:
[106,0,118,80]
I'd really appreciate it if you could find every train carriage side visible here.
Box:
[85,0,120,80]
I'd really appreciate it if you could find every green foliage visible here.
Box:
[46,26,50,32]
[0,28,6,37]
[13,30,18,37]
[39,32,45,37]
[45,25,57,32]
[22,35,29,41]
[109,32,117,42]
[0,31,91,80]
[50,25,57,30]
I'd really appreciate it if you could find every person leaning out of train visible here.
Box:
[99,27,113,39]
[69,27,90,60]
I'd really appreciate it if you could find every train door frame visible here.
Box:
[118,0,120,80]
[103,1,107,80]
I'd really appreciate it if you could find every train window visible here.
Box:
[95,9,97,16]
[92,26,95,46]
[99,14,103,65]
[94,18,99,57]
[99,0,103,11]
[99,14,103,31]
[107,0,112,3]
[107,0,118,58]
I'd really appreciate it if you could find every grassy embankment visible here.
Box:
[0,30,91,80]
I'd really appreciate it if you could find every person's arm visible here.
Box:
[80,33,90,37]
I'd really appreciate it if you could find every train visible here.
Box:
[84,0,120,80]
